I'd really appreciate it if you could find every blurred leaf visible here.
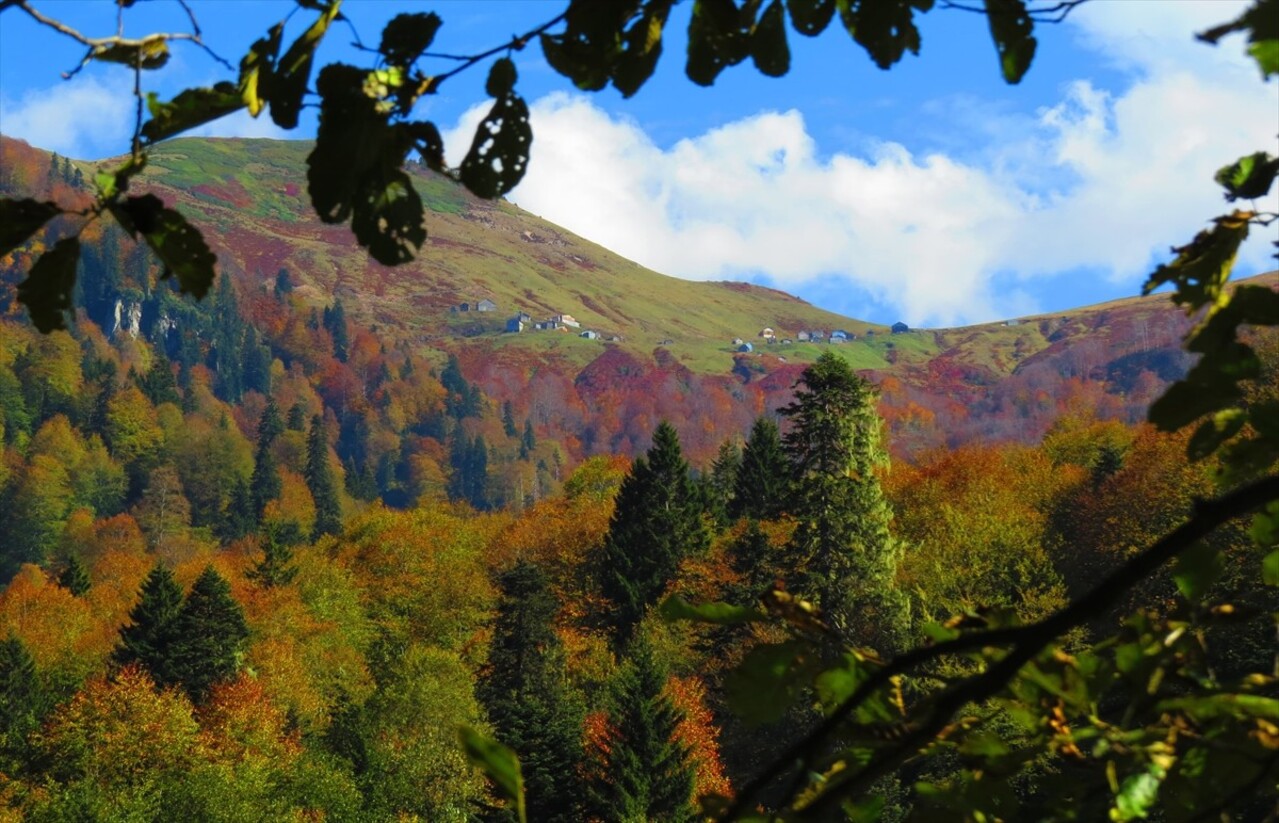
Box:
[834,0,931,71]
[1143,210,1252,311]
[17,236,80,333]
[0,199,61,258]
[613,2,672,97]
[687,0,753,86]
[1198,0,1279,78]
[379,12,442,66]
[1113,765,1164,822]
[814,652,868,711]
[270,0,342,129]
[240,23,283,117]
[751,0,791,77]
[1263,548,1279,586]
[1186,408,1247,460]
[110,194,216,298]
[458,89,532,199]
[141,84,243,144]
[458,726,526,823]
[1215,151,1279,201]
[726,639,811,725]
[92,36,169,69]
[984,0,1036,83]
[1172,541,1224,603]
[349,170,424,265]
[658,595,765,624]
[486,57,517,97]
[787,0,836,36]
[94,154,147,200]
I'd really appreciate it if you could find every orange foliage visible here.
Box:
[0,565,105,680]
[667,675,733,800]
[198,674,301,766]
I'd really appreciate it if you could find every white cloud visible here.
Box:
[444,3,1278,327]
[0,74,134,159]
[188,109,291,141]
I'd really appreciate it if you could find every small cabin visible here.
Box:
[759,327,775,339]
[505,317,525,333]
[797,331,811,342]
[830,330,849,340]
[738,342,753,353]
[580,330,599,340]
[476,299,497,312]
[891,321,909,334]
[554,314,581,328]
[732,337,744,346]
[781,338,793,345]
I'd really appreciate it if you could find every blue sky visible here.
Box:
[2,1,1276,327]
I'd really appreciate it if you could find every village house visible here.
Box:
[732,337,744,346]
[797,331,811,342]
[476,298,497,312]
[738,342,753,353]
[759,327,776,339]
[580,330,600,340]
[553,313,581,328]
[505,315,527,333]
[891,321,910,334]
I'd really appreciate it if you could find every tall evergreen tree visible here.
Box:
[781,352,907,652]
[478,562,585,822]
[306,414,343,539]
[57,554,91,596]
[730,416,791,521]
[113,564,184,687]
[286,402,308,432]
[502,400,518,438]
[589,635,695,822]
[519,419,536,460]
[0,634,42,772]
[250,399,284,518]
[247,525,297,588]
[273,268,294,298]
[706,438,742,527]
[219,475,255,542]
[137,351,180,407]
[167,565,250,703]
[600,422,710,644]
[323,300,350,362]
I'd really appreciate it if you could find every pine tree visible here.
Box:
[600,422,710,644]
[113,564,184,688]
[250,399,284,518]
[706,438,742,527]
[247,524,297,588]
[589,635,695,822]
[478,562,585,822]
[167,565,250,703]
[730,416,791,521]
[286,402,307,431]
[273,268,294,298]
[323,300,349,362]
[306,414,343,539]
[728,519,776,600]
[519,419,536,460]
[137,351,180,406]
[781,352,908,652]
[219,475,255,542]
[58,554,91,596]
[0,634,42,771]
[502,400,518,438]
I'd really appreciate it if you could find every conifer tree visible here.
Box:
[137,351,180,407]
[219,475,255,542]
[781,352,907,652]
[600,422,710,643]
[479,562,585,822]
[167,565,250,703]
[273,268,294,298]
[247,524,297,588]
[57,554,91,596]
[519,419,536,460]
[113,564,184,687]
[589,635,695,821]
[323,300,350,362]
[706,438,742,527]
[0,634,42,771]
[286,402,307,432]
[250,399,284,518]
[306,414,343,539]
[730,416,791,521]
[728,519,776,600]
[502,400,518,438]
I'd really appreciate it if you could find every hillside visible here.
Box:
[2,134,1276,462]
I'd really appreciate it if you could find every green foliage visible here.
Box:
[601,421,711,643]
[57,554,91,597]
[730,416,790,521]
[782,352,908,651]
[588,635,696,822]
[167,565,250,703]
[478,562,585,822]
[459,726,527,823]
[247,525,298,589]
[305,414,342,539]
[0,633,43,771]
[113,563,184,687]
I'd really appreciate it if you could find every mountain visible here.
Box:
[2,135,1275,464]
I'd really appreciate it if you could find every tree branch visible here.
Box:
[721,472,1279,819]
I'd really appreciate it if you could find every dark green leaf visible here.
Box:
[984,0,1036,83]
[240,24,283,117]
[613,1,672,97]
[405,121,446,172]
[1197,0,1279,78]
[1143,210,1252,311]
[458,726,526,823]
[92,36,170,69]
[1148,375,1241,433]
[658,595,765,625]
[725,639,811,725]
[787,0,836,36]
[814,652,868,711]
[835,0,930,71]
[486,57,517,98]
[1215,152,1279,201]
[270,1,341,129]
[349,169,425,266]
[1186,409,1247,460]
[94,153,148,200]
[378,12,442,66]
[0,199,61,258]
[111,194,216,298]
[1172,540,1224,603]
[687,0,753,86]
[141,84,244,144]
[17,236,80,333]
[1263,548,1279,586]
[752,0,791,77]
[458,91,532,199]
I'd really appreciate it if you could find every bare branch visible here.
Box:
[939,0,1089,24]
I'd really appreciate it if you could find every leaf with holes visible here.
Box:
[1143,211,1252,311]
[459,91,531,199]
[787,0,836,36]
[835,0,930,70]
[984,0,1036,83]
[17,236,80,333]
[111,194,216,298]
[0,199,61,259]
[379,12,441,67]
